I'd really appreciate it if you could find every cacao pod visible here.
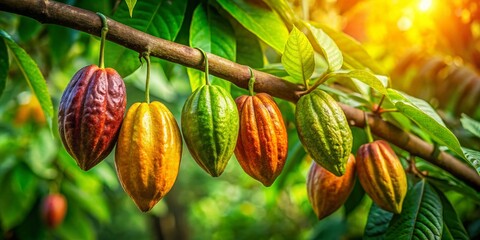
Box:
[58,64,126,171]
[307,154,356,220]
[115,102,182,212]
[234,93,288,187]
[181,85,239,177]
[295,89,352,176]
[356,140,407,214]
[41,193,67,229]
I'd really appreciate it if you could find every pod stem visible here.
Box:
[248,67,256,96]
[364,112,374,143]
[195,47,210,85]
[374,95,386,114]
[96,12,108,69]
[142,52,151,103]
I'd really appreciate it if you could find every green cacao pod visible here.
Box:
[181,85,239,177]
[234,93,288,187]
[307,154,356,220]
[295,89,352,176]
[356,140,407,214]
[115,102,182,212]
[58,64,126,171]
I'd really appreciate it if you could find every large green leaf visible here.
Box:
[217,0,289,53]
[105,0,187,77]
[0,164,39,230]
[17,16,43,42]
[460,113,480,138]
[333,70,387,95]
[385,180,443,240]
[48,25,78,65]
[315,24,384,74]
[364,203,394,240]
[462,148,480,175]
[0,39,7,98]
[308,24,343,72]
[435,189,469,240]
[0,30,54,130]
[56,203,95,240]
[187,3,236,92]
[388,89,465,159]
[234,21,264,69]
[281,26,314,84]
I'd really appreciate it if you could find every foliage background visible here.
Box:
[0,0,479,239]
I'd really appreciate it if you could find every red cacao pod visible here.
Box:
[234,93,288,186]
[41,193,67,229]
[58,65,126,171]
[307,154,356,220]
[356,140,407,214]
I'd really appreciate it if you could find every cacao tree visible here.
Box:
[0,0,479,239]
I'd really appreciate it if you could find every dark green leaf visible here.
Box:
[62,181,110,223]
[308,24,343,71]
[125,0,137,17]
[364,203,394,240]
[105,0,187,77]
[0,39,7,98]
[435,189,470,240]
[234,21,264,68]
[385,180,443,240]
[460,113,480,138]
[17,16,43,42]
[0,30,54,130]
[461,148,480,175]
[48,25,78,65]
[388,89,465,159]
[55,202,95,240]
[0,164,38,230]
[281,26,315,84]
[343,178,365,215]
[217,0,289,53]
[188,3,236,91]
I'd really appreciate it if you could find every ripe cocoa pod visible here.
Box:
[41,193,67,229]
[307,154,356,220]
[181,85,239,177]
[295,89,352,176]
[115,102,182,212]
[234,93,288,187]
[356,140,407,214]
[58,64,126,171]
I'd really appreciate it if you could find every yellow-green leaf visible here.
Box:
[125,0,137,17]
[281,26,315,84]
[308,24,343,71]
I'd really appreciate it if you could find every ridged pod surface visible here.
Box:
[307,154,356,220]
[181,85,239,177]
[234,93,288,187]
[58,64,126,171]
[115,102,182,212]
[356,140,407,214]
[295,89,352,176]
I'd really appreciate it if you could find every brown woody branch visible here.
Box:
[1,0,479,191]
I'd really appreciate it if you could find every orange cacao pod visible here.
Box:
[115,102,182,212]
[58,64,126,171]
[41,193,67,229]
[307,154,356,220]
[356,140,407,214]
[234,93,288,187]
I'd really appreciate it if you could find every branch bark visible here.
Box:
[1,0,479,191]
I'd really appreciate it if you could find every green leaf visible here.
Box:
[62,181,110,223]
[125,0,137,17]
[48,25,77,65]
[364,203,394,240]
[217,0,289,53]
[0,39,7,98]
[0,30,54,130]
[56,203,95,240]
[308,24,343,71]
[435,189,469,240]
[333,70,387,95]
[387,89,465,159]
[0,164,39,230]
[385,180,443,240]
[105,0,187,77]
[460,113,480,138]
[281,26,314,84]
[234,21,264,68]
[315,23,384,74]
[17,16,43,42]
[462,148,480,175]
[188,3,236,92]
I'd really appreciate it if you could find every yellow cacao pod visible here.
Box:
[307,154,356,220]
[115,102,182,212]
[356,140,407,214]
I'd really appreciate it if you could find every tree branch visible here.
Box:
[1,0,479,191]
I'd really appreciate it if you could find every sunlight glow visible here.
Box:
[418,0,432,12]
